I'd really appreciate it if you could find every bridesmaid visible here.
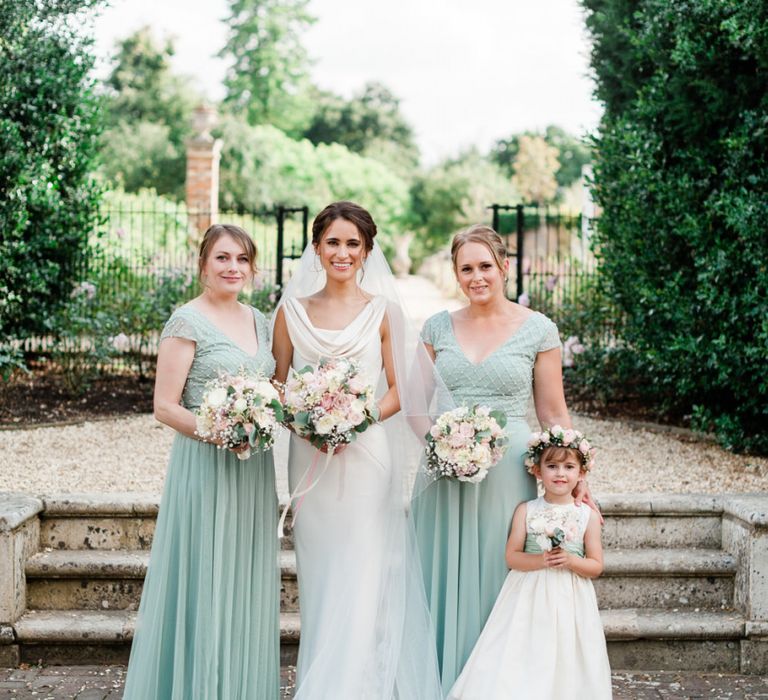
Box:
[412,224,596,692]
[123,224,280,699]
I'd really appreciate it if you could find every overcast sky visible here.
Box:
[93,0,602,164]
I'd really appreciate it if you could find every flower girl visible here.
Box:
[448,427,612,699]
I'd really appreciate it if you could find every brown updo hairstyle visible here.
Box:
[198,223,258,282]
[312,201,377,254]
[450,224,507,275]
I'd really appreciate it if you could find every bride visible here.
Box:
[272,201,442,699]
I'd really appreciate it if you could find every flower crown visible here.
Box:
[524,425,595,475]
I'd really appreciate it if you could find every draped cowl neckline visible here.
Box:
[283,295,387,362]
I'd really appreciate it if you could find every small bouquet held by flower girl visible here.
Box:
[425,405,508,483]
[195,371,284,460]
[282,357,380,451]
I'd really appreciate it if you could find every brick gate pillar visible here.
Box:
[185,104,223,236]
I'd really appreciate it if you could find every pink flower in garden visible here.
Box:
[110,333,130,352]
[517,292,530,307]
[71,281,96,299]
[115,228,125,240]
[545,275,559,291]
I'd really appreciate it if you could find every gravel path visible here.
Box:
[1,411,766,497]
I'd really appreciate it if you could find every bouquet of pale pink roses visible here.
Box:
[195,371,284,460]
[283,357,380,451]
[424,405,508,483]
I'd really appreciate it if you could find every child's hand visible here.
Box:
[542,547,570,569]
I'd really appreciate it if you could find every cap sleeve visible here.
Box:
[537,315,561,353]
[160,309,199,343]
[253,307,271,347]
[420,313,439,345]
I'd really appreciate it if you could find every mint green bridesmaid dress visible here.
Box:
[123,305,280,700]
[412,309,561,693]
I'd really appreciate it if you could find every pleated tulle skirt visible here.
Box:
[412,417,537,693]
[447,568,612,699]
[122,434,280,700]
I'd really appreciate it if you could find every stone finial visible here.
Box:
[186,104,223,235]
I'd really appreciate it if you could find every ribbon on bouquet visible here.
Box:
[277,446,336,539]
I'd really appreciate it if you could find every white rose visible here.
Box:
[435,442,453,461]
[255,381,279,402]
[196,414,213,436]
[233,398,248,413]
[529,517,546,534]
[350,398,365,414]
[562,429,577,445]
[346,411,363,426]
[207,387,228,408]
[315,414,335,435]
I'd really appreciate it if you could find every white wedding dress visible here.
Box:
[283,295,442,700]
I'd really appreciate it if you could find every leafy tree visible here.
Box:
[303,82,420,173]
[0,0,105,339]
[492,125,591,190]
[217,117,410,249]
[543,125,591,188]
[408,150,518,264]
[220,0,315,134]
[583,0,768,452]
[511,135,559,204]
[100,27,200,198]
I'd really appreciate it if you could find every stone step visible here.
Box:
[10,609,301,666]
[39,494,159,551]
[8,608,746,671]
[35,494,729,552]
[596,548,737,610]
[602,608,746,672]
[26,547,736,613]
[37,494,296,551]
[599,495,723,549]
[25,550,300,613]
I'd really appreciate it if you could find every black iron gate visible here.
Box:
[489,203,525,300]
[275,205,310,290]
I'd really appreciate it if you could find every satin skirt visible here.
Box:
[448,567,612,699]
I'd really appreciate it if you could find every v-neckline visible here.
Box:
[185,305,261,357]
[447,310,536,366]
[291,296,377,332]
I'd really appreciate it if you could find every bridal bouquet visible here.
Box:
[424,405,508,483]
[283,357,380,451]
[195,371,284,460]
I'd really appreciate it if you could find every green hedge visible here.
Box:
[0,0,105,338]
[583,0,768,452]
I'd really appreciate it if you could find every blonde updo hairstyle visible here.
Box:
[450,224,508,277]
[197,223,258,283]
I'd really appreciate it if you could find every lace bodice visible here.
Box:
[523,497,590,557]
[421,310,560,420]
[160,305,276,410]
